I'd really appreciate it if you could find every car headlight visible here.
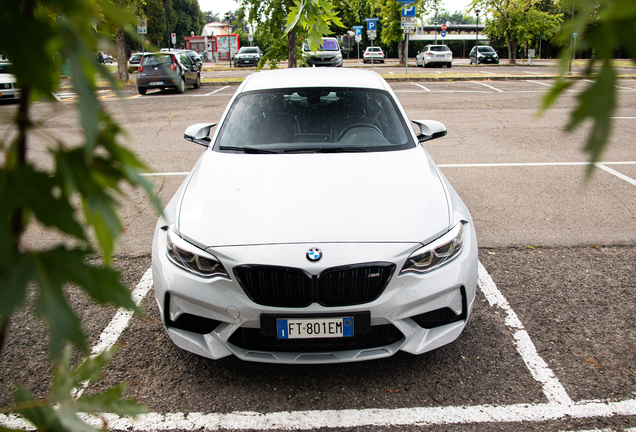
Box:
[400,223,464,275]
[166,229,230,279]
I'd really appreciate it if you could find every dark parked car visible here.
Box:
[469,46,500,65]
[136,52,200,95]
[127,53,143,73]
[160,49,203,70]
[234,47,262,67]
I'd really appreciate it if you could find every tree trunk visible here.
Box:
[116,28,129,82]
[398,39,405,66]
[288,30,297,68]
[506,29,517,64]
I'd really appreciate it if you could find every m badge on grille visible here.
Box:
[306,248,322,262]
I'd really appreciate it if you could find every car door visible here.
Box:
[179,53,195,84]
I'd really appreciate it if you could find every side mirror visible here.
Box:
[184,123,216,147]
[412,120,447,143]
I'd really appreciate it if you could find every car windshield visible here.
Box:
[239,48,259,54]
[429,46,450,52]
[215,88,413,153]
[367,47,381,52]
[141,54,173,66]
[478,46,496,53]
[304,39,339,52]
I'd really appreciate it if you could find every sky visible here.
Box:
[200,0,474,20]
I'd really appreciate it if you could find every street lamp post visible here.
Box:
[434,20,438,44]
[225,12,232,68]
[474,9,480,66]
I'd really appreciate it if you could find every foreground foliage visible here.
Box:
[0,0,157,430]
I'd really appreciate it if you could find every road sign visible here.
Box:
[365,18,379,31]
[248,33,253,41]
[573,32,578,38]
[137,19,147,34]
[353,25,363,36]
[171,33,176,44]
[441,30,446,37]
[441,24,447,31]
[401,22,416,30]
[355,35,362,42]
[368,30,377,40]
[401,4,416,17]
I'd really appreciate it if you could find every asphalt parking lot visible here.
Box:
[1,72,635,431]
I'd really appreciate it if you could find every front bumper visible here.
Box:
[235,57,259,67]
[0,85,21,100]
[306,56,343,67]
[151,224,478,364]
[478,57,499,64]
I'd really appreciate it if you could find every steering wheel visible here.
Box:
[337,123,382,141]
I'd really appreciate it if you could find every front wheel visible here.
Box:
[193,73,201,89]
[176,77,185,94]
[447,63,452,68]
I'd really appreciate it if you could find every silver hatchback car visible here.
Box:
[416,44,453,68]
[152,68,478,364]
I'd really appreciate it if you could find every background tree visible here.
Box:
[374,0,432,65]
[203,10,220,23]
[471,0,561,63]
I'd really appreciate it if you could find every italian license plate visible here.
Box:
[277,317,354,339]
[243,60,250,63]
[436,55,445,58]
[150,81,164,85]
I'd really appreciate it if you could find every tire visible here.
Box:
[447,63,452,68]
[137,87,147,95]
[193,73,200,89]
[176,77,185,94]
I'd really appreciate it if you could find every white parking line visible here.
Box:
[477,263,572,405]
[202,86,230,96]
[438,161,636,187]
[410,82,431,91]
[479,70,497,75]
[471,81,504,92]
[2,261,636,431]
[596,163,636,187]
[72,268,154,398]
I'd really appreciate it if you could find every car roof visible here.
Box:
[240,68,388,92]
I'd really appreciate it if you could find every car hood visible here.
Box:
[177,147,450,247]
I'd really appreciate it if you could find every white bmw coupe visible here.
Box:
[151,68,478,364]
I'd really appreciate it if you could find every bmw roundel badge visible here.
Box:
[306,248,322,262]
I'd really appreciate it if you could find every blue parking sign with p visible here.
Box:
[401,5,415,17]
[368,21,376,30]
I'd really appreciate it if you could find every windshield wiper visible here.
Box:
[218,146,278,154]
[282,147,370,154]
[317,147,370,153]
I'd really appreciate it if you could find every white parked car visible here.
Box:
[416,44,453,68]
[363,46,384,63]
[152,68,478,364]
[0,61,21,101]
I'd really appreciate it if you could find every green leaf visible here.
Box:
[14,386,66,432]
[566,60,616,171]
[31,248,138,358]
